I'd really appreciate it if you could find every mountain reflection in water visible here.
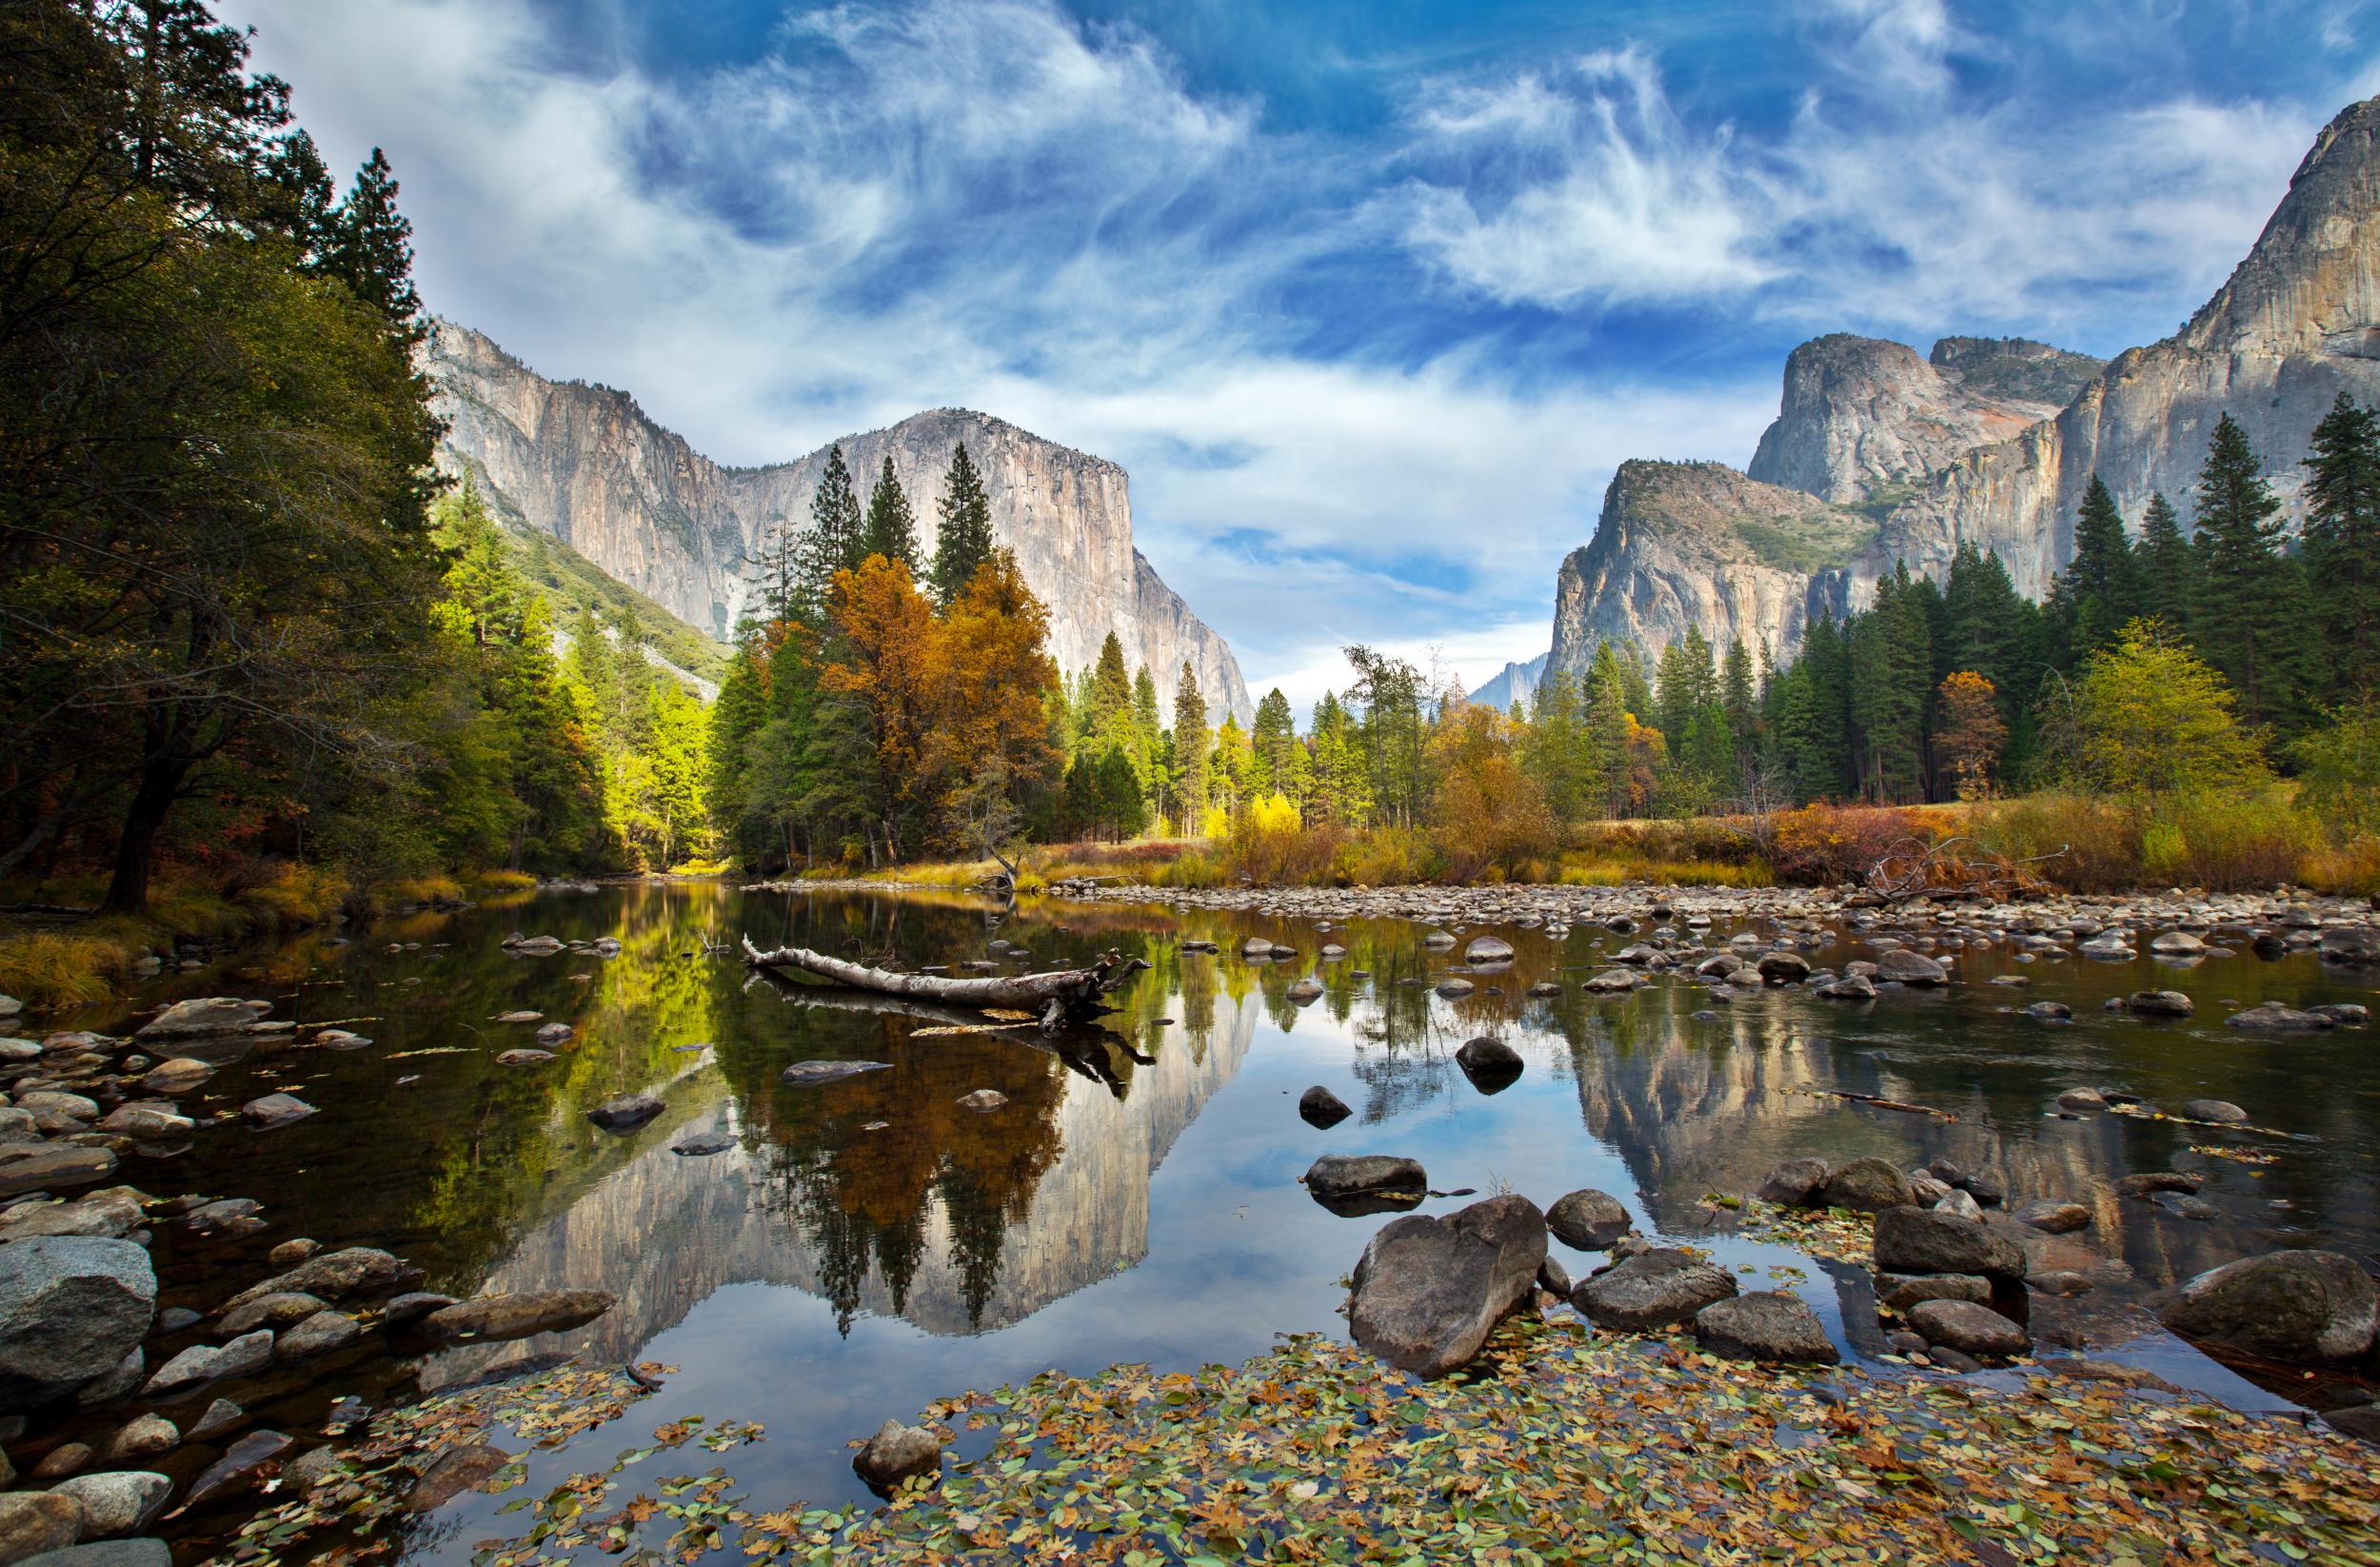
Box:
[81,881,2378,1556]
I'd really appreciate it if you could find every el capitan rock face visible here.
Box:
[1549,94,2380,671]
[426,323,1253,722]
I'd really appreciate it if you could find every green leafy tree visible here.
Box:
[2053,619,2269,797]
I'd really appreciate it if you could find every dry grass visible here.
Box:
[467,868,540,892]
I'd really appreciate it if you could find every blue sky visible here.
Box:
[221,0,2380,709]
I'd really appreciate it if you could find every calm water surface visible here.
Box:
[58,883,2380,1561]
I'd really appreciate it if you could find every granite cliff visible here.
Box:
[1548,94,2380,681]
[426,323,1254,722]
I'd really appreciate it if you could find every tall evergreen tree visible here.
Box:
[803,446,864,600]
[929,442,995,606]
[1719,638,1757,767]
[862,456,918,567]
[1849,565,1932,801]
[2192,414,2313,734]
[1250,688,1297,798]
[2134,491,2198,635]
[2305,393,2380,695]
[325,147,423,332]
[2051,475,2139,662]
[1087,633,1133,752]
[1171,662,1209,827]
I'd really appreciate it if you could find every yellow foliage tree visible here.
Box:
[1428,704,1557,881]
[2057,619,2270,797]
[1934,670,2006,801]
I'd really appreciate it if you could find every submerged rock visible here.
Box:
[1349,1195,1546,1379]
[239,1094,315,1130]
[420,1290,615,1344]
[779,1061,891,1085]
[853,1420,944,1493]
[183,1429,292,1508]
[407,1441,512,1512]
[135,999,272,1040]
[585,1093,664,1130]
[955,1090,1007,1111]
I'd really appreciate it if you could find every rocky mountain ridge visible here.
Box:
[426,323,1254,723]
[1542,93,2380,684]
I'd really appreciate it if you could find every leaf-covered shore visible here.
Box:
[228,1311,2380,1567]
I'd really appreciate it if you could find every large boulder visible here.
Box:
[1463,935,1515,965]
[1304,1156,1426,1203]
[0,1493,84,1563]
[1349,1195,1547,1378]
[2159,1250,2378,1364]
[1755,951,1811,984]
[1874,949,1948,985]
[1572,1248,1737,1332]
[49,1474,169,1539]
[2127,990,2194,1017]
[2318,926,2380,966]
[1872,1206,2027,1281]
[1693,1292,1837,1363]
[2225,1002,2335,1032]
[0,1238,155,1414]
[1453,1037,1522,1092]
[1755,1159,1828,1205]
[141,1330,270,1397]
[1544,1189,1632,1250]
[418,1291,615,1344]
[1816,1157,1916,1213]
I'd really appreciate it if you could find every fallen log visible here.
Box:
[740,936,1148,1025]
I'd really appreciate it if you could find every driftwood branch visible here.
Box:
[1865,835,2069,902]
[740,935,1148,1025]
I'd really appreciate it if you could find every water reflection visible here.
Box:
[68,883,2378,1559]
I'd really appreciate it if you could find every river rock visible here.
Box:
[1544,1188,1632,1250]
[1463,935,1514,964]
[98,1417,175,1463]
[1574,1248,1737,1331]
[135,999,270,1040]
[381,1293,457,1326]
[2225,1002,2334,1031]
[1297,1086,1350,1128]
[182,1429,290,1507]
[184,1200,263,1237]
[1755,952,1811,983]
[2116,1170,2202,1198]
[779,1061,890,1085]
[1910,1299,2028,1358]
[221,1248,401,1312]
[2160,1250,2378,1363]
[1934,1188,1984,1222]
[186,1400,242,1442]
[1304,1156,1425,1203]
[1872,1206,2026,1280]
[1432,977,1475,999]
[2127,990,2194,1017]
[1349,1195,1546,1378]
[0,1195,142,1243]
[276,1311,361,1361]
[1816,974,1876,1000]
[1875,949,1948,985]
[532,1023,573,1046]
[2149,930,2206,955]
[1693,1291,1837,1363]
[2310,1003,2370,1026]
[507,937,565,957]
[2182,1099,2249,1123]
[2318,927,2380,965]
[138,1060,212,1096]
[50,1474,168,1539]
[142,1329,270,1397]
[1453,1036,1522,1090]
[956,1090,1007,1111]
[71,1348,141,1410]
[1284,978,1323,1004]
[1876,1272,1991,1310]
[239,1094,314,1130]
[495,1050,553,1066]
[267,1240,319,1268]
[585,1093,663,1130]
[1581,969,1639,992]
[0,1494,84,1563]
[94,1105,191,1141]
[33,1446,89,1480]
[407,1441,512,1511]
[420,1290,615,1344]
[0,1238,155,1414]
[670,1132,734,1156]
[0,1147,118,1200]
[1755,1158,1829,1205]
[17,1093,97,1122]
[1817,1157,1916,1213]
[2024,1002,2073,1022]
[852,1420,943,1492]
[2014,1200,2092,1234]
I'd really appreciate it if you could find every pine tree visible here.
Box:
[1583,644,1634,815]
[1719,638,1757,769]
[929,442,995,606]
[326,147,423,332]
[2305,393,2380,696]
[1795,612,1854,797]
[862,456,918,567]
[2192,414,2313,734]
[1171,662,1209,828]
[803,446,864,602]
[2134,491,2197,636]
[2052,474,2139,662]
[1849,565,1932,801]
[262,129,337,262]
[1250,688,1296,799]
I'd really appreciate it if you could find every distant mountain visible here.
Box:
[1467,652,1548,711]
[425,323,1255,723]
[1549,93,2380,679]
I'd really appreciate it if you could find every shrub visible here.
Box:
[1331,826,1441,887]
[2142,791,2318,891]
[1768,803,1936,885]
[1966,793,2144,892]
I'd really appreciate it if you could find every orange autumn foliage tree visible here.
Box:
[821,550,1061,862]
[1934,670,2007,801]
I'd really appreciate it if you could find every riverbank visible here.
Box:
[230,1310,2380,1566]
[0,869,540,1012]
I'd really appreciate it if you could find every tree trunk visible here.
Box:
[741,937,1147,1025]
[101,754,188,915]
